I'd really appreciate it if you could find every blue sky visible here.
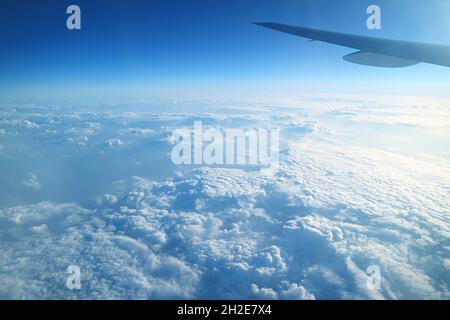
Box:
[1,0,450,102]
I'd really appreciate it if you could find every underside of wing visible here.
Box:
[254,22,450,68]
[343,51,420,68]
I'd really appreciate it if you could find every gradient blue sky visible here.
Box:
[1,0,450,102]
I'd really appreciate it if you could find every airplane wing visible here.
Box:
[254,22,450,68]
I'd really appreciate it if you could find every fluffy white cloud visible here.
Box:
[119,128,157,137]
[105,138,125,147]
[0,138,448,299]
[22,173,41,190]
[0,119,40,129]
[328,104,450,127]
[0,100,448,299]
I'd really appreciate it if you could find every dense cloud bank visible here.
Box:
[1,140,448,299]
[0,100,449,299]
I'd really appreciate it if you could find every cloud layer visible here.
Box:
[0,140,448,299]
[0,99,449,299]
